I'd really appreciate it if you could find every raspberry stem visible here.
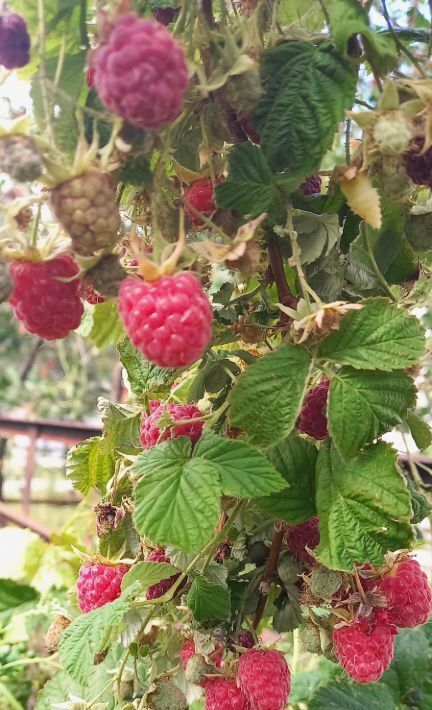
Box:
[252,521,286,629]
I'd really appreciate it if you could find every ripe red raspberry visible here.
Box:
[237,649,291,710]
[0,12,30,69]
[146,548,180,599]
[205,678,250,710]
[299,175,322,196]
[9,256,83,340]
[92,14,188,130]
[185,178,220,226]
[118,272,213,368]
[377,557,432,628]
[140,400,203,449]
[333,611,397,684]
[404,136,432,188]
[76,563,129,613]
[297,379,330,440]
[285,516,320,566]
[81,284,107,305]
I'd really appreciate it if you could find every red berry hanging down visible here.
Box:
[297,378,330,440]
[299,175,322,196]
[285,516,320,566]
[146,548,180,599]
[185,178,220,226]
[404,136,432,188]
[118,272,213,368]
[91,14,189,130]
[0,12,30,69]
[333,610,397,684]
[237,649,291,710]
[140,400,203,448]
[205,678,251,710]
[9,255,84,340]
[77,563,129,613]
[376,557,432,628]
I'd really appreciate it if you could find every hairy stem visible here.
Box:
[252,521,285,629]
[365,229,397,302]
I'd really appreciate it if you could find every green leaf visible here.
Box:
[405,209,432,252]
[0,579,38,612]
[98,398,141,455]
[228,344,312,448]
[406,410,432,451]
[272,587,302,633]
[250,42,357,175]
[295,212,340,266]
[193,432,286,498]
[328,369,416,459]
[31,51,87,154]
[133,438,221,552]
[315,442,413,571]
[215,143,286,222]
[381,626,432,707]
[59,595,132,684]
[35,671,84,710]
[117,339,175,397]
[121,561,179,592]
[66,437,115,495]
[88,300,124,348]
[187,574,231,624]
[318,298,425,371]
[328,0,397,74]
[309,682,396,710]
[258,434,317,523]
[406,478,432,524]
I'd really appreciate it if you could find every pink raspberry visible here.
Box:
[0,12,30,69]
[140,400,203,449]
[185,178,220,226]
[180,640,196,669]
[9,256,83,340]
[237,649,291,710]
[299,175,322,196]
[146,547,180,599]
[118,272,213,368]
[333,611,397,684]
[91,14,188,130]
[77,563,129,613]
[285,516,320,566]
[377,557,432,628]
[205,678,250,710]
[404,136,432,188]
[297,379,330,440]
[81,284,107,305]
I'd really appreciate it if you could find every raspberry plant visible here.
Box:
[1,0,432,708]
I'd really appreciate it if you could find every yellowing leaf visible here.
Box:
[338,171,381,229]
[190,214,266,263]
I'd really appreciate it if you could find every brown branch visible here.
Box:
[252,522,286,629]
[201,0,214,27]
[268,239,297,324]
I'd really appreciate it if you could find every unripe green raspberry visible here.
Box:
[185,654,214,684]
[372,111,412,156]
[147,679,187,709]
[310,566,343,599]
[301,623,322,654]
[83,254,127,298]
